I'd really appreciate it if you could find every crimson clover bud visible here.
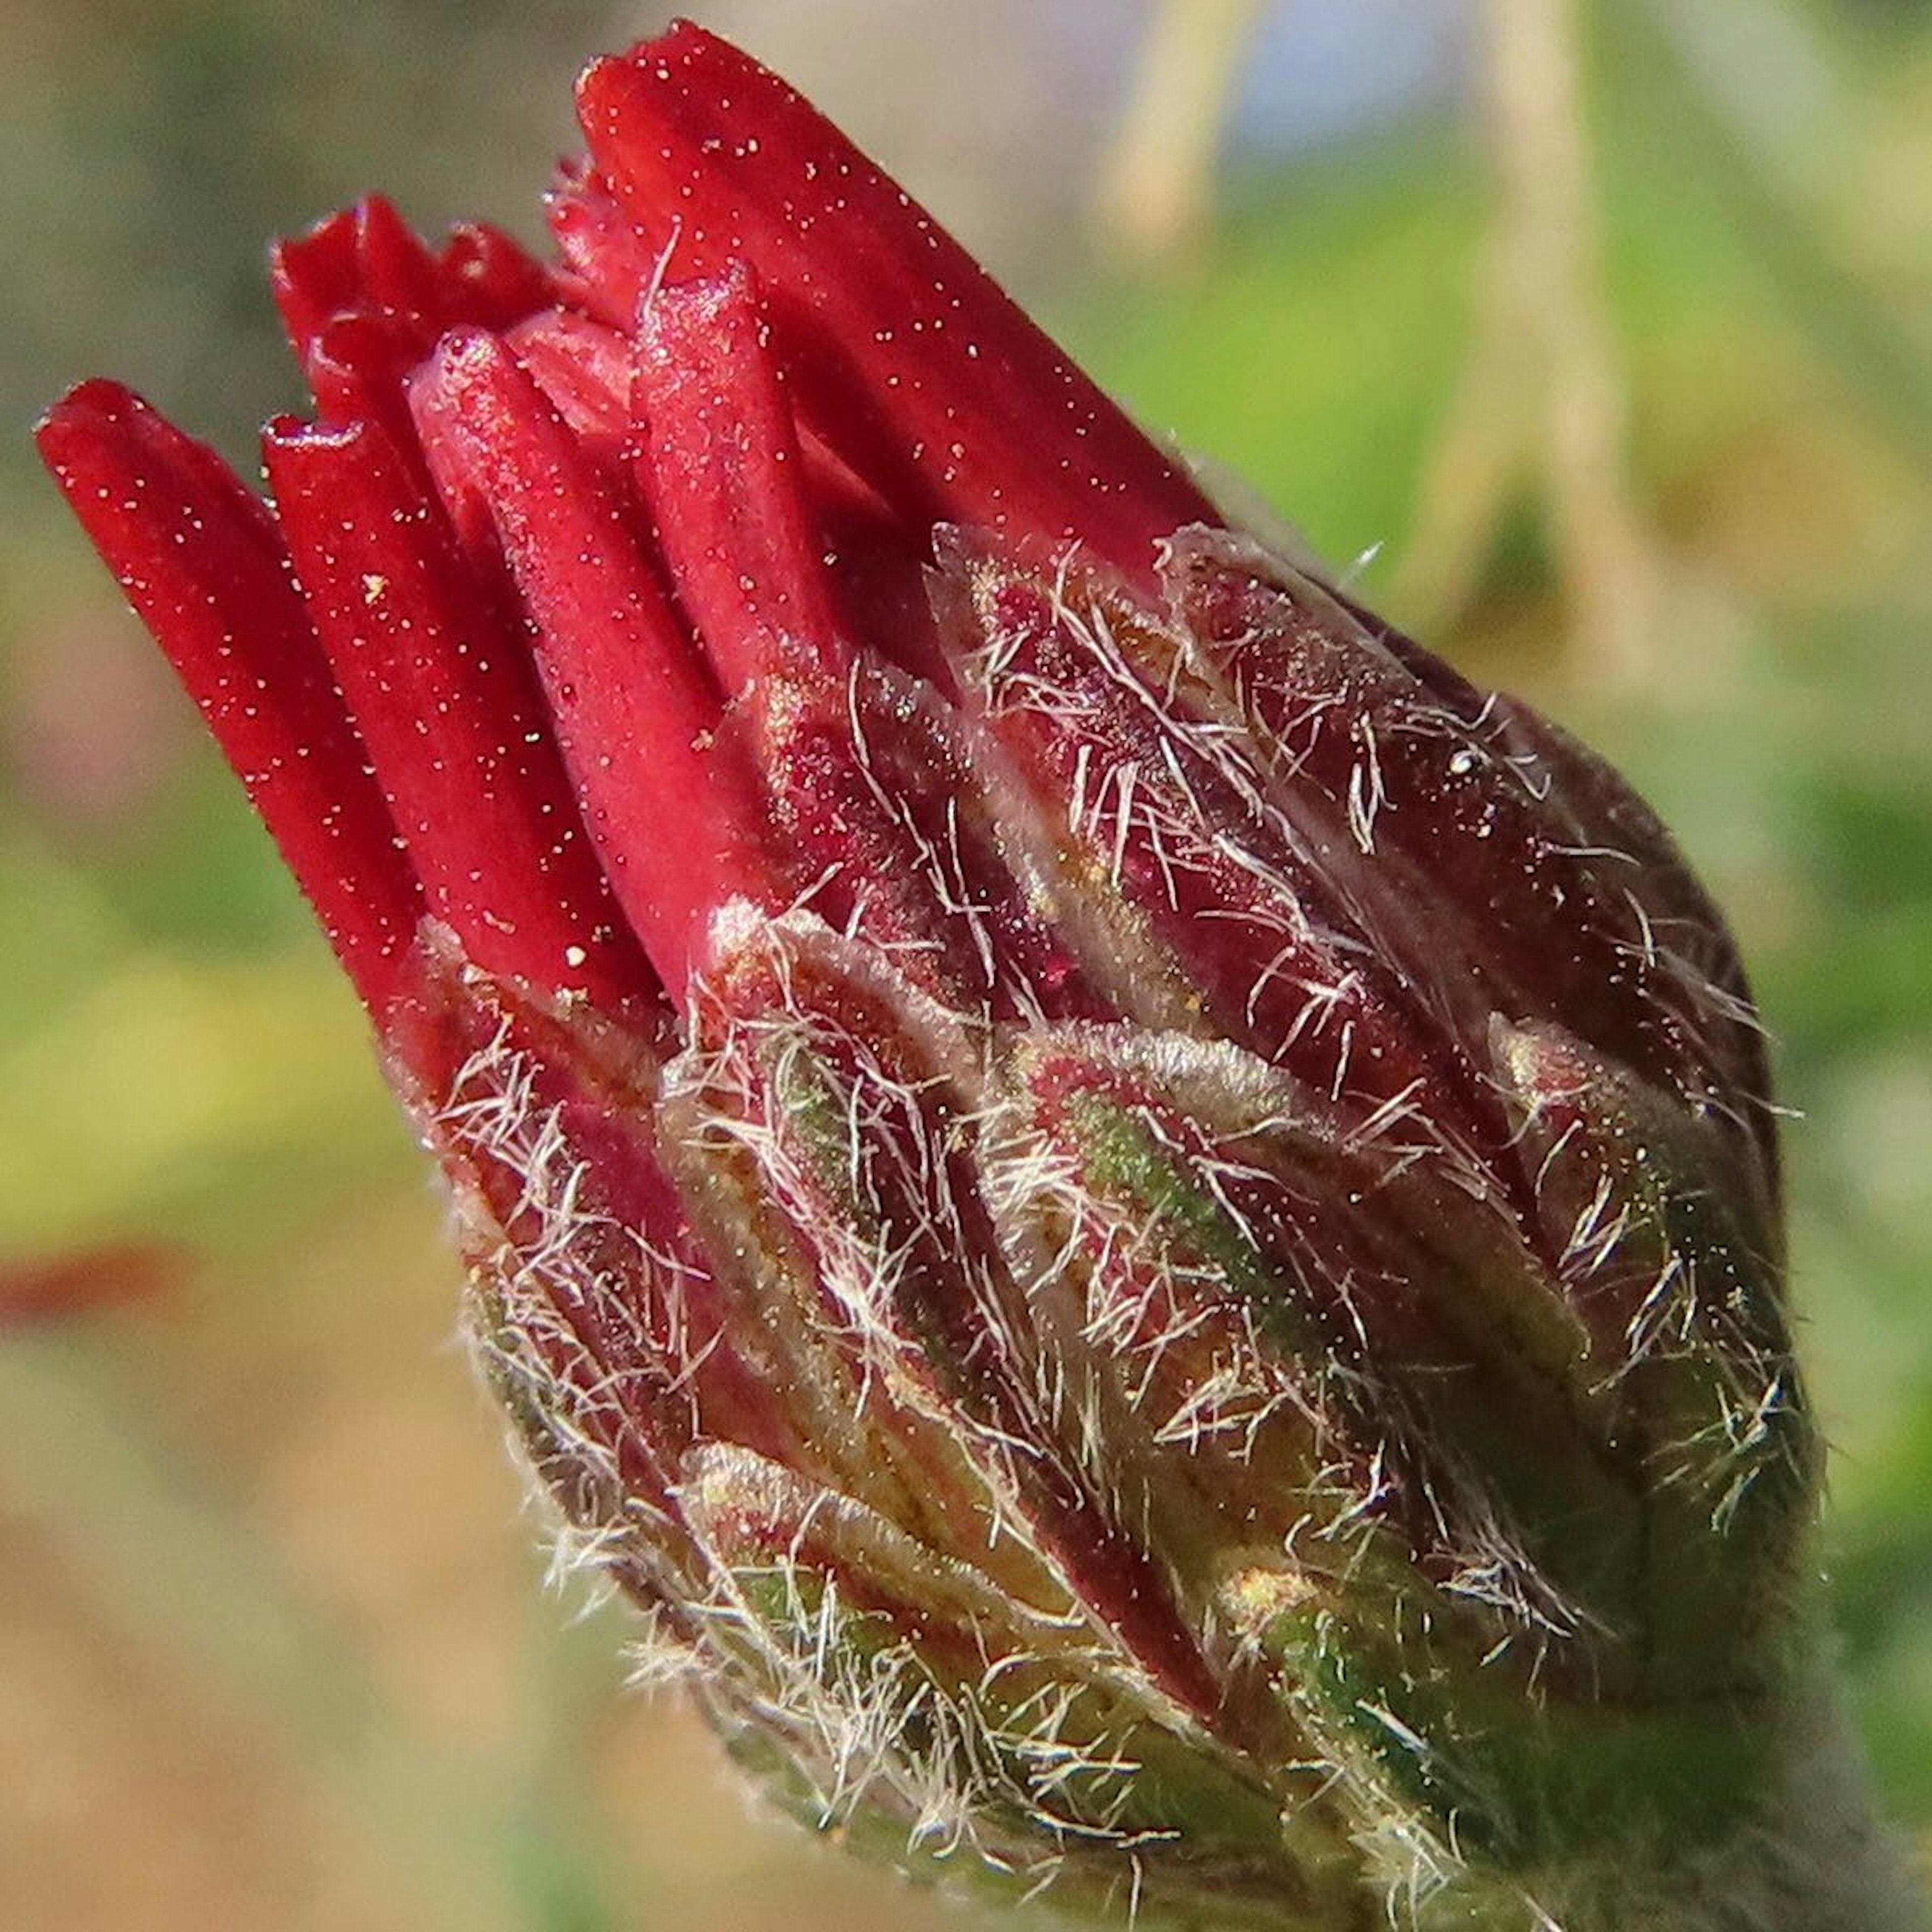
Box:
[37,24,1917,1931]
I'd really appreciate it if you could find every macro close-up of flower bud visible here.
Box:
[25,15,1930,1932]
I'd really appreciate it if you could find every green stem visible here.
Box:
[1419,1673,1924,1931]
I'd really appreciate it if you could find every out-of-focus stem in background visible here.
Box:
[1093,0,1263,266]
[1098,0,1663,680]
[1395,0,1660,678]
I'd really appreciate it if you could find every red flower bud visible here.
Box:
[41,23,1903,1930]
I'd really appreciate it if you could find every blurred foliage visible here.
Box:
[2,1,1929,1926]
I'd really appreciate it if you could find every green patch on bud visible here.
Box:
[1064,1088,1299,1344]
[764,1034,864,1216]
[702,1495,1341,1925]
[1257,1567,1781,1886]
[1495,1019,1819,1692]
[1037,1041,1645,1629]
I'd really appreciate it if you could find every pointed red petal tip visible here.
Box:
[270,206,364,362]
[270,196,439,365]
[575,22,1219,586]
[408,329,784,997]
[272,195,558,403]
[36,380,422,1010]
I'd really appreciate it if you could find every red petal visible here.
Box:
[576,24,1218,584]
[438,221,559,328]
[800,438,950,688]
[270,206,364,363]
[631,263,842,694]
[408,331,781,994]
[36,380,421,1009]
[275,197,559,401]
[303,311,440,465]
[546,158,657,328]
[266,412,662,1010]
[505,308,633,460]
[271,196,438,362]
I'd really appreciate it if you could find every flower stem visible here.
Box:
[1419,1673,1925,1931]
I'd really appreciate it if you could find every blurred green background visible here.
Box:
[1,2,1927,1926]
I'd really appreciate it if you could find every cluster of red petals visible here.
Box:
[35,34,1810,1878]
[38,21,1218,1021]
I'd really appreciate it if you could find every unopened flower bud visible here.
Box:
[38,23,1917,1931]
